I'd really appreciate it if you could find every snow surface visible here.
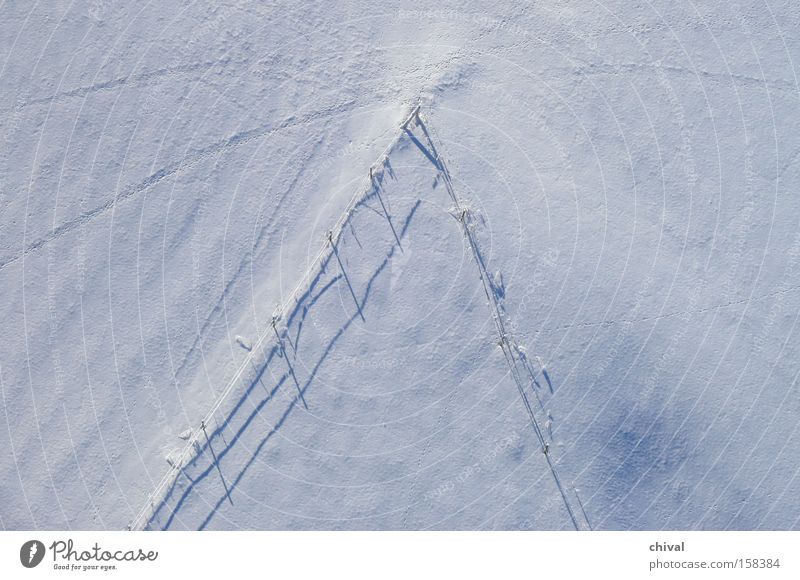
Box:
[1,1,799,530]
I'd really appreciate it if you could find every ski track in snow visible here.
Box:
[4,57,251,114]
[573,61,800,94]
[0,98,363,273]
[5,1,800,532]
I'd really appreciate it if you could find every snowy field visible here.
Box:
[1,1,799,530]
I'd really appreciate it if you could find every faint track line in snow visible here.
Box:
[573,61,799,94]
[5,58,248,114]
[2,42,473,119]
[0,99,359,273]
[127,105,419,531]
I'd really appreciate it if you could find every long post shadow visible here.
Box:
[145,119,453,531]
[516,348,544,392]
[371,169,403,251]
[328,231,365,322]
[415,116,441,160]
[272,320,307,409]
[154,372,288,530]
[202,421,233,506]
[574,485,592,530]
[145,160,401,530]
[405,120,462,213]
[404,127,441,170]
[542,368,554,393]
[196,200,422,530]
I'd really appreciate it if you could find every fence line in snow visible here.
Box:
[130,105,592,531]
[407,110,591,531]
[127,105,421,530]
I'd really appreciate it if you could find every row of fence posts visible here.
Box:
[128,105,423,530]
[130,104,591,531]
[404,108,592,531]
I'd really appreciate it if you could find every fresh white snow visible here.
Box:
[1,1,799,530]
